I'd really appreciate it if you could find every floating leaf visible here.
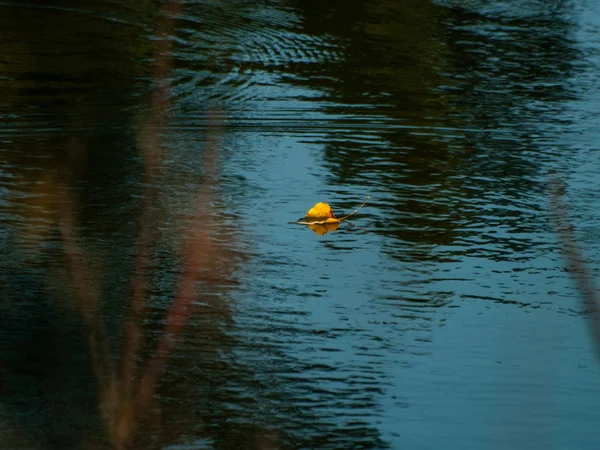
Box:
[291,196,370,234]
[305,202,336,221]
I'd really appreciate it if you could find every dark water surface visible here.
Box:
[2,0,600,448]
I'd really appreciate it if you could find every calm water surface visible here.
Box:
[2,0,600,449]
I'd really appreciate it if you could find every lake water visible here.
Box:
[2,0,600,449]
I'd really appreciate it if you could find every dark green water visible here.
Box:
[2,0,600,448]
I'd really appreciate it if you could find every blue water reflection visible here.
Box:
[2,0,600,448]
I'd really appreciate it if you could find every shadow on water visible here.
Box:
[291,0,580,252]
[2,0,600,449]
[0,1,260,448]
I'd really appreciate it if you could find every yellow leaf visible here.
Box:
[305,202,336,221]
[290,196,370,234]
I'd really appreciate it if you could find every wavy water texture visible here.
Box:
[3,0,600,449]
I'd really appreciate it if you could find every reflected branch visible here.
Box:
[118,0,181,442]
[57,1,191,448]
[58,136,119,442]
[549,176,600,362]
[56,1,258,447]
[136,109,224,415]
[115,0,182,447]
